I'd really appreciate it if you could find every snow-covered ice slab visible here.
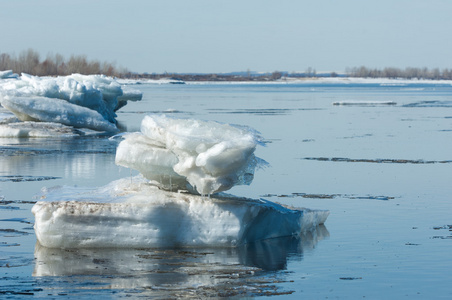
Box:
[116,115,267,195]
[32,177,329,249]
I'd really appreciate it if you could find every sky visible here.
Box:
[1,0,452,74]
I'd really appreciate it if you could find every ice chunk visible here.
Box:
[115,132,187,189]
[116,115,266,194]
[0,70,19,79]
[116,86,143,111]
[65,73,123,122]
[32,177,329,248]
[0,73,142,126]
[0,95,118,132]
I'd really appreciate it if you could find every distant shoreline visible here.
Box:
[2,69,452,86]
[122,66,452,82]
[2,49,452,81]
[116,76,452,86]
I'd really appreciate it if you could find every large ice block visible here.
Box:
[32,177,329,249]
[0,73,142,132]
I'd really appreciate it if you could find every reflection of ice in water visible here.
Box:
[33,226,329,297]
[0,137,117,186]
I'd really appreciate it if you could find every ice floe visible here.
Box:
[1,96,118,132]
[33,176,329,248]
[32,115,328,249]
[116,114,267,195]
[0,73,142,134]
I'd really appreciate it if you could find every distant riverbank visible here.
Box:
[116,76,452,86]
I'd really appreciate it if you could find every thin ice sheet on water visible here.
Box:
[332,100,397,106]
[0,121,85,138]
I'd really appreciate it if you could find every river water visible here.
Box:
[1,81,451,298]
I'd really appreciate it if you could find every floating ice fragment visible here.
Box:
[0,70,19,79]
[32,177,329,248]
[0,95,118,132]
[116,115,266,194]
[116,86,143,110]
[0,73,142,132]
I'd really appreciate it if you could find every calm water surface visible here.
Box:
[1,82,451,298]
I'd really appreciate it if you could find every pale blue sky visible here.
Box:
[1,0,451,73]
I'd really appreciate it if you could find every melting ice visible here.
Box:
[116,115,266,195]
[33,176,329,248]
[32,114,329,248]
[0,72,142,134]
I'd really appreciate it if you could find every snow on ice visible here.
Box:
[32,115,329,248]
[0,73,142,134]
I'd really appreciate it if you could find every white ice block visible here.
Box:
[0,73,142,129]
[32,177,329,249]
[116,115,266,195]
[0,95,118,132]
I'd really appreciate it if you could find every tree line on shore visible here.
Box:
[2,49,452,80]
[125,66,452,82]
[346,66,452,80]
[0,49,128,77]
